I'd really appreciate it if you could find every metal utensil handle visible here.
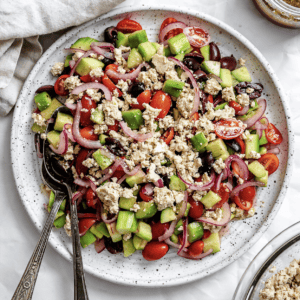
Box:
[67,186,89,300]
[12,192,65,300]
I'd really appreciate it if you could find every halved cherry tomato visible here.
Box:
[160,18,183,40]
[178,232,191,248]
[188,240,204,257]
[150,91,171,119]
[265,123,283,145]
[139,188,153,202]
[78,218,97,236]
[258,153,279,175]
[160,127,174,145]
[188,196,204,219]
[151,221,170,240]
[203,230,211,239]
[211,183,230,209]
[207,95,214,104]
[215,118,245,140]
[80,74,92,83]
[142,241,169,261]
[75,148,90,175]
[183,27,210,48]
[86,188,98,209]
[80,126,99,141]
[229,100,243,114]
[232,192,254,211]
[234,136,245,154]
[239,186,256,203]
[106,120,119,133]
[116,19,143,34]
[102,74,122,97]
[54,74,70,96]
[105,64,119,83]
[160,17,178,31]
[80,94,97,127]
[131,90,151,110]
[189,112,200,122]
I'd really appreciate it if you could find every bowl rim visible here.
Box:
[11,4,295,287]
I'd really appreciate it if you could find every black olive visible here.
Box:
[209,42,221,61]
[162,175,170,188]
[104,237,123,254]
[193,70,208,82]
[199,151,214,174]
[220,55,237,71]
[183,57,201,71]
[61,66,71,77]
[102,57,115,67]
[129,82,145,97]
[225,140,241,152]
[104,26,118,45]
[105,138,127,157]
[235,82,264,99]
[35,85,55,98]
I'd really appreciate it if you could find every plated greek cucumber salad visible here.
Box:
[32,17,283,261]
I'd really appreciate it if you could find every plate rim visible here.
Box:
[11,4,295,287]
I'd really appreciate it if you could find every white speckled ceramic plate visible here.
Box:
[11,5,294,287]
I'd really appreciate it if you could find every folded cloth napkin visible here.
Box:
[0,0,124,116]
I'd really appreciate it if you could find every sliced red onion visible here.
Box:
[255,120,268,130]
[74,178,90,188]
[69,60,76,69]
[86,177,97,192]
[91,42,115,52]
[177,171,216,191]
[236,105,249,116]
[90,43,114,60]
[165,238,188,252]
[105,62,149,82]
[214,172,224,192]
[120,121,153,142]
[70,50,94,76]
[225,181,233,192]
[100,204,118,224]
[65,102,77,110]
[231,181,265,197]
[225,155,249,180]
[64,48,86,53]
[158,219,177,242]
[71,82,112,101]
[72,191,83,205]
[178,248,213,260]
[183,26,210,48]
[256,128,263,139]
[268,147,280,155]
[46,118,54,124]
[119,161,141,176]
[95,238,106,254]
[122,51,130,60]
[99,147,116,161]
[242,99,267,128]
[63,123,76,142]
[219,224,230,239]
[196,202,231,226]
[117,174,128,184]
[168,57,201,117]
[35,135,43,158]
[177,191,188,220]
[141,183,155,196]
[177,218,188,255]
[97,159,124,184]
[73,101,103,149]
[49,130,68,155]
[153,178,164,188]
[159,22,187,43]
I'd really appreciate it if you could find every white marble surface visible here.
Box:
[1,0,300,299]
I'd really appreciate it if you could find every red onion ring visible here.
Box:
[49,130,68,155]
[178,248,213,260]
[100,204,118,224]
[225,181,233,192]
[219,224,230,239]
[120,121,153,142]
[159,22,187,43]
[168,57,201,117]
[65,102,77,110]
[183,26,210,48]
[105,62,149,82]
[122,51,130,60]
[141,183,155,196]
[196,202,231,226]
[97,159,127,184]
[177,191,188,220]
[86,177,98,192]
[69,60,76,69]
[70,50,94,76]
[214,172,224,192]
[158,219,177,242]
[236,105,249,116]
[90,42,114,59]
[95,238,106,254]
[74,178,91,188]
[225,155,249,180]
[177,218,188,255]
[71,82,112,101]
[165,238,188,252]
[120,161,141,176]
[63,123,76,142]
[153,178,164,188]
[117,174,129,184]
[91,42,115,52]
[241,99,267,129]
[177,171,216,191]
[72,191,83,205]
[230,181,265,197]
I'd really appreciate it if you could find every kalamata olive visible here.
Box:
[102,57,115,67]
[104,26,118,45]
[142,241,169,261]
[184,52,204,64]
[209,42,221,61]
[199,151,214,174]
[105,137,127,157]
[249,91,261,99]
[193,69,208,82]
[35,85,56,98]
[251,83,264,92]
[183,57,201,71]
[220,55,237,71]
[213,94,223,107]
[129,82,145,97]
[104,237,123,254]
[235,82,264,99]
[162,175,170,188]
[225,139,241,152]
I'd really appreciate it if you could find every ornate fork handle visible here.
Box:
[67,185,89,300]
[12,191,65,300]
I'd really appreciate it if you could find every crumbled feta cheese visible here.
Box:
[40,133,47,140]
[86,88,102,102]
[64,76,82,91]
[212,105,236,120]
[246,87,254,94]
[82,158,98,168]
[192,190,207,201]
[50,62,64,76]
[238,58,246,66]
[204,78,222,96]
[116,79,129,93]
[72,51,84,62]
[114,45,130,68]
[130,203,140,213]
[32,113,46,127]
[248,150,261,159]
[94,124,108,134]
[176,85,196,118]
[142,103,161,132]
[202,208,223,233]
[151,54,176,76]
[64,144,74,161]
[159,115,175,130]
[242,130,251,140]
[236,93,250,107]
[212,158,226,174]
[101,99,122,125]
[222,86,236,102]
[123,233,132,241]
[153,187,184,211]
[90,67,104,78]
[137,68,163,91]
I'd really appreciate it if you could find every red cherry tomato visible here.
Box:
[86,188,98,209]
[102,74,122,97]
[116,19,143,33]
[142,241,169,261]
[207,95,214,103]
[75,148,90,175]
[80,95,97,127]
[258,153,279,175]
[188,240,204,257]
[188,196,204,219]
[160,18,183,40]
[160,17,178,31]
[189,112,200,122]
[229,100,243,114]
[78,218,97,236]
[160,127,174,145]
[105,64,119,84]
[80,74,92,83]
[232,187,256,211]
[139,188,153,202]
[203,230,211,239]
[54,74,70,96]
[183,27,210,48]
[106,120,119,133]
[151,221,170,241]
[80,126,99,141]
[215,118,245,140]
[211,183,230,209]
[131,90,152,110]
[265,123,283,145]
[150,91,171,119]
[234,136,246,154]
[178,232,191,248]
